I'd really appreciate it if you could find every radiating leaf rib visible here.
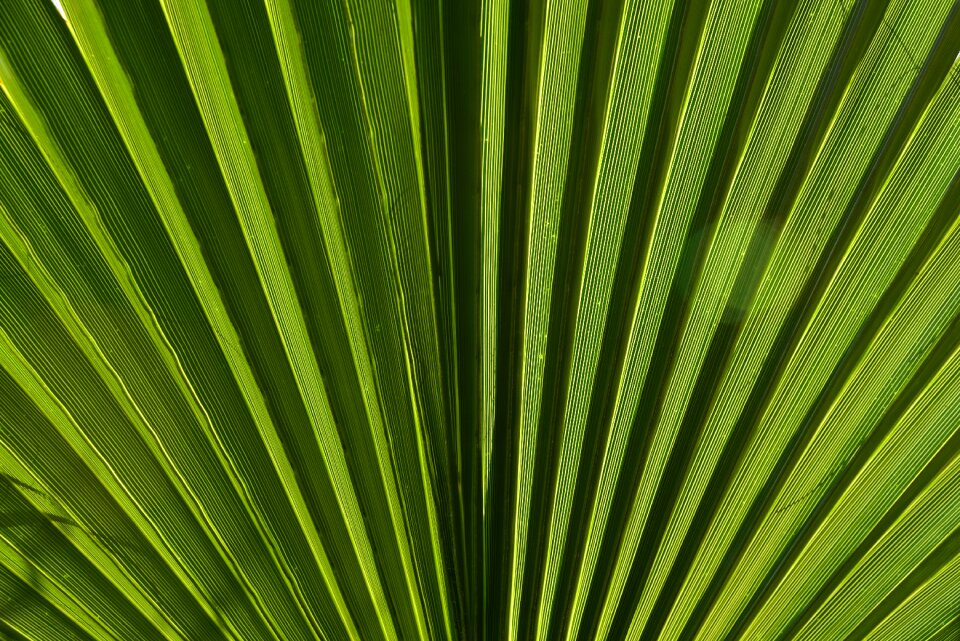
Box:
[578,2,767,637]
[5,1,414,636]
[532,0,674,635]
[605,1,834,634]
[24,12,316,640]
[694,68,960,641]
[673,17,959,641]
[47,1,361,637]
[291,0,475,636]
[0,49,273,640]
[0,535,117,641]
[0,215,268,638]
[327,14,455,634]
[507,0,592,637]
[199,0,434,635]
[654,2,960,637]
[406,0,467,627]
[629,1,868,630]
[262,0,441,637]
[861,543,960,641]
[0,288,231,640]
[558,3,676,636]
[479,0,508,516]
[740,275,960,640]
[0,7,361,638]
[469,3,509,636]
[325,0,456,635]
[0,449,178,641]
[794,438,960,641]
[0,563,93,641]
[153,1,400,638]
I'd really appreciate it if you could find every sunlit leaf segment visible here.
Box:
[1,0,960,639]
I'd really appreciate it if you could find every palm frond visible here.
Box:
[1,0,960,639]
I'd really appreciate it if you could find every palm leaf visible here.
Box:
[1,0,960,639]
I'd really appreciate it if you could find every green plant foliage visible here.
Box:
[1,0,960,639]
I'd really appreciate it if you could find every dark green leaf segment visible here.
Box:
[1,0,960,639]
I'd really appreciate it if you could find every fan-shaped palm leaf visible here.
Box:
[1,0,960,639]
